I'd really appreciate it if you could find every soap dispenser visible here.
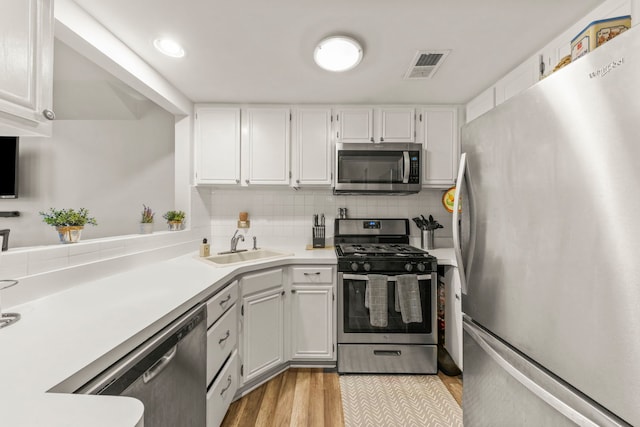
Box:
[200,238,210,257]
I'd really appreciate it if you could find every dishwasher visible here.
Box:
[77,304,207,427]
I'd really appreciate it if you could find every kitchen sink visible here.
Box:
[204,249,291,266]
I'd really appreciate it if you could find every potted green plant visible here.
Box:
[140,204,155,234]
[163,210,186,231]
[39,208,97,243]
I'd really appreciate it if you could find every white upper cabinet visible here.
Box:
[335,107,416,143]
[194,107,241,184]
[335,107,374,143]
[494,56,539,106]
[244,108,290,185]
[292,107,332,187]
[0,0,54,137]
[376,107,415,143]
[419,107,459,188]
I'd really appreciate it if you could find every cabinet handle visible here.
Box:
[291,289,297,293]
[303,272,321,276]
[281,290,285,296]
[296,179,300,184]
[218,330,231,344]
[235,179,240,184]
[455,294,461,300]
[245,179,250,184]
[42,109,55,120]
[220,375,233,397]
[219,294,231,306]
[370,137,374,142]
[380,137,384,142]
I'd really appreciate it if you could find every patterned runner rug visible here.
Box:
[339,375,463,427]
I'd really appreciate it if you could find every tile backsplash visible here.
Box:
[209,188,453,249]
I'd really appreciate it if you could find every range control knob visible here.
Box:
[350,262,359,272]
[404,263,413,272]
[363,262,371,272]
[416,263,426,272]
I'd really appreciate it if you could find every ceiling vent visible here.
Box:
[404,50,451,79]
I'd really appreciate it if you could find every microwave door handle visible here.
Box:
[402,151,410,183]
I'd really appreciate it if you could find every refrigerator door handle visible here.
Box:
[453,153,468,294]
[464,318,621,427]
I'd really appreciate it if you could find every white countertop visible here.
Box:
[0,245,454,426]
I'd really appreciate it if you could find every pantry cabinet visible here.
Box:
[0,0,54,137]
[243,108,291,185]
[240,269,285,384]
[419,107,459,188]
[335,107,415,143]
[194,107,241,184]
[292,108,333,186]
[289,266,335,361]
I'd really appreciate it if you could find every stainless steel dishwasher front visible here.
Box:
[77,304,207,426]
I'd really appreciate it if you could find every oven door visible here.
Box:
[337,272,437,345]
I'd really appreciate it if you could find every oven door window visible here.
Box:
[342,277,432,333]
[337,151,405,184]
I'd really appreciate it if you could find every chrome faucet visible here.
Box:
[230,230,245,252]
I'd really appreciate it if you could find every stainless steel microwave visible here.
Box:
[334,142,422,194]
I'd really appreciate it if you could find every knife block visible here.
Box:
[312,226,325,248]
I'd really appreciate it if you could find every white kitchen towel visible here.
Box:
[367,274,388,327]
[396,274,422,323]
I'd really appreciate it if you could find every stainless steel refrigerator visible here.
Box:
[453,26,640,427]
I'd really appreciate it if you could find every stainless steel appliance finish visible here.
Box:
[78,304,207,427]
[455,28,640,426]
[334,142,422,194]
[335,218,438,374]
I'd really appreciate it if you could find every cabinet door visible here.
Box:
[336,108,373,143]
[290,285,334,361]
[494,56,539,105]
[444,267,463,370]
[195,107,241,184]
[245,108,290,185]
[421,107,459,188]
[242,287,285,383]
[293,108,332,186]
[0,0,54,136]
[378,107,415,143]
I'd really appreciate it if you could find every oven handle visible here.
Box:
[342,274,432,282]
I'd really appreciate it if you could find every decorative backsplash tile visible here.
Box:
[208,188,453,249]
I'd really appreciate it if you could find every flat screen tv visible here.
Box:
[0,137,19,198]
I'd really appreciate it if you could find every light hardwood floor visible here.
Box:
[221,369,462,427]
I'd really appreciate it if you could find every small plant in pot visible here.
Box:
[140,204,155,234]
[39,208,97,243]
[162,210,186,231]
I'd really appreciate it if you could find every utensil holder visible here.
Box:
[421,229,435,250]
[313,226,326,248]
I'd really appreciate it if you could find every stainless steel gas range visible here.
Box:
[334,218,438,374]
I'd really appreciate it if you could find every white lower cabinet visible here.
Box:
[240,269,285,384]
[443,266,463,370]
[206,349,239,427]
[289,266,335,361]
[206,304,238,385]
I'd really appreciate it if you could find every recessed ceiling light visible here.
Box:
[314,36,363,72]
[153,38,185,58]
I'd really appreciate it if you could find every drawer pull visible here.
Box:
[373,350,402,356]
[220,375,233,397]
[218,330,231,344]
[219,294,232,306]
[303,272,321,276]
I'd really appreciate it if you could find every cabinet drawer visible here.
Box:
[241,268,283,295]
[206,280,238,327]
[291,266,334,283]
[206,349,239,427]
[207,304,238,386]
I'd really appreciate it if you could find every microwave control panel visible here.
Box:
[409,151,420,183]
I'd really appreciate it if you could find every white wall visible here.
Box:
[0,104,175,248]
[208,188,453,251]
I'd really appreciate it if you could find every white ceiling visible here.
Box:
[71,0,605,105]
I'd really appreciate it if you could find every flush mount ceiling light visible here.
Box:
[314,36,363,72]
[153,38,185,58]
